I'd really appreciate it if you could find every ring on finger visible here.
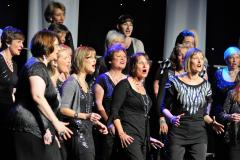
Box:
[59,131,65,137]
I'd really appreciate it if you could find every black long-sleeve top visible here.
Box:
[108,79,152,143]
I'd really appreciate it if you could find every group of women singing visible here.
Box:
[1,2,240,160]
[0,25,163,160]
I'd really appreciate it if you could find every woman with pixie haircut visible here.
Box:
[0,26,24,160]
[94,43,127,160]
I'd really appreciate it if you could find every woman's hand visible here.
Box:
[211,116,224,134]
[86,113,101,122]
[43,128,53,145]
[108,123,115,136]
[159,118,168,135]
[170,113,185,127]
[52,120,73,140]
[96,121,108,134]
[150,137,164,149]
[119,132,134,148]
[229,113,240,122]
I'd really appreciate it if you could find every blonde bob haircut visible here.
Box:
[184,48,204,73]
[72,46,96,74]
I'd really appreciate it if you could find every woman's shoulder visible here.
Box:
[215,67,225,78]
[115,78,129,88]
[62,74,78,86]
[96,72,108,80]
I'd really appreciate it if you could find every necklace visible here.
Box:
[1,51,13,72]
[74,74,89,93]
[141,94,149,116]
[74,74,92,114]
[133,78,145,92]
[141,94,149,106]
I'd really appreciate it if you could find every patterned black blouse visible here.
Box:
[161,76,212,145]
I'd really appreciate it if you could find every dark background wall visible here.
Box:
[0,0,239,110]
[77,0,166,97]
[1,0,240,69]
[1,0,240,103]
[206,0,240,86]
[0,0,28,69]
[206,0,240,67]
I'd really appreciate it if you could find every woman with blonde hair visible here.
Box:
[161,48,224,160]
[60,46,108,160]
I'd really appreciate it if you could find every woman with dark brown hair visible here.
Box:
[44,1,74,52]
[108,53,163,160]
[0,26,24,160]
[0,26,24,128]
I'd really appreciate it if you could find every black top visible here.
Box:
[161,76,212,145]
[124,41,134,75]
[0,54,18,105]
[95,73,115,116]
[0,54,18,126]
[108,79,152,143]
[220,90,240,145]
[9,57,59,138]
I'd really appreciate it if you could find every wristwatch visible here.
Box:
[74,112,78,119]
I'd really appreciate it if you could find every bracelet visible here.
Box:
[74,112,78,119]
